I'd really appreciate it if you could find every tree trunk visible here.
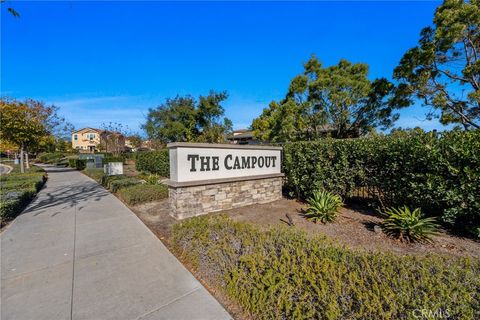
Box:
[20,144,25,173]
[25,151,30,169]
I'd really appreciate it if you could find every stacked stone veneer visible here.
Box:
[169,176,283,219]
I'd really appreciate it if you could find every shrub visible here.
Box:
[68,158,76,168]
[144,173,161,185]
[304,190,343,223]
[38,152,64,163]
[117,184,168,205]
[82,168,104,182]
[75,159,86,170]
[0,166,47,223]
[135,150,169,177]
[103,156,124,164]
[109,177,141,193]
[381,206,439,243]
[283,130,480,235]
[173,215,479,320]
[68,158,87,170]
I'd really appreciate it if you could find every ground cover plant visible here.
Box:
[82,169,168,205]
[173,215,479,320]
[117,184,168,205]
[82,168,104,182]
[304,190,343,223]
[135,150,169,177]
[0,165,47,225]
[38,152,65,164]
[283,129,480,236]
[381,206,439,243]
[100,175,140,192]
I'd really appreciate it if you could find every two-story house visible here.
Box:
[72,128,126,153]
[72,128,101,152]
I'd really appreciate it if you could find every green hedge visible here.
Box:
[173,215,479,320]
[38,152,64,163]
[68,158,87,170]
[103,156,124,164]
[135,150,169,177]
[0,166,47,223]
[283,130,480,234]
[117,184,168,205]
[100,175,141,192]
[82,168,104,182]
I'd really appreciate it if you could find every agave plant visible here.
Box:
[381,206,439,243]
[305,190,343,224]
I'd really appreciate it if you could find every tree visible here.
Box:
[196,91,233,143]
[1,0,20,18]
[393,0,480,130]
[143,96,197,143]
[252,56,396,141]
[99,122,128,156]
[0,99,47,172]
[143,91,232,144]
[126,134,143,149]
[1,98,74,171]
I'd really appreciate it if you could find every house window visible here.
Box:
[74,134,78,141]
[88,133,95,140]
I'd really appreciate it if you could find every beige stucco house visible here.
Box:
[72,128,125,153]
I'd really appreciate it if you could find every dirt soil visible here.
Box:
[132,198,480,259]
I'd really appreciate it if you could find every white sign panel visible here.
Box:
[168,143,282,183]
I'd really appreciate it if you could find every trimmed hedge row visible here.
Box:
[38,152,64,163]
[68,158,87,170]
[173,215,479,320]
[283,130,480,234]
[0,165,47,223]
[135,150,169,177]
[117,184,168,205]
[101,175,141,193]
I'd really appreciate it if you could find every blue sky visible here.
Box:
[1,1,446,135]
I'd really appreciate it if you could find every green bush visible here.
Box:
[38,152,64,163]
[68,158,87,170]
[75,159,86,170]
[381,206,439,243]
[82,168,105,182]
[283,130,480,235]
[103,156,124,164]
[305,190,343,223]
[99,175,142,192]
[117,184,168,205]
[173,215,479,320]
[68,158,76,168]
[109,177,141,193]
[135,150,169,177]
[0,166,47,223]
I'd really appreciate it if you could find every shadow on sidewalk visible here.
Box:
[22,179,110,217]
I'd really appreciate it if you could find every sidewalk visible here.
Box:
[1,166,231,320]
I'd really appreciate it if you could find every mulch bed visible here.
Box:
[132,198,480,259]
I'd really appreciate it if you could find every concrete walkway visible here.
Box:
[1,166,231,320]
[0,163,13,175]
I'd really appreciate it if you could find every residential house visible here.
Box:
[227,129,258,145]
[71,128,125,153]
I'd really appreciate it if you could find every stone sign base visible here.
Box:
[167,174,284,219]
